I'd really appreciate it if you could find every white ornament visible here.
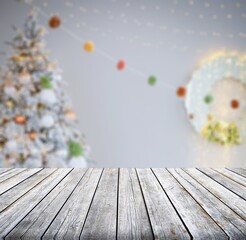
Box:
[5,140,17,152]
[19,74,31,84]
[4,86,16,96]
[39,90,57,105]
[40,115,55,128]
[56,148,69,158]
[68,156,87,168]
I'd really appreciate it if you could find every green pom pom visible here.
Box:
[148,75,157,86]
[204,95,213,104]
[41,76,52,89]
[68,141,83,157]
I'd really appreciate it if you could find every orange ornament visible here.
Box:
[49,16,61,29]
[231,99,240,109]
[14,115,26,125]
[29,131,37,141]
[176,86,186,97]
[65,110,76,120]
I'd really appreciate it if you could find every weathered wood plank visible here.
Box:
[212,168,246,187]
[118,168,153,240]
[0,168,41,195]
[136,168,190,240]
[43,168,103,240]
[0,168,71,238]
[227,168,246,178]
[0,168,26,183]
[6,168,87,240]
[184,169,246,220]
[153,168,227,240]
[0,169,12,176]
[198,168,246,200]
[80,168,118,240]
[0,168,50,212]
[168,168,246,238]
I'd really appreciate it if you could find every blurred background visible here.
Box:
[0,0,245,167]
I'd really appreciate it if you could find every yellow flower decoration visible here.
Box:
[202,120,241,145]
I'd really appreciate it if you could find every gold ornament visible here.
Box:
[6,100,14,108]
[37,103,45,109]
[11,55,24,62]
[14,115,27,125]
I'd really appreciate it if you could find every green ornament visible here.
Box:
[204,95,213,104]
[68,141,83,157]
[148,75,157,86]
[41,76,52,89]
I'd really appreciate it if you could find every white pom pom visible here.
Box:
[4,86,16,96]
[39,90,57,105]
[68,156,87,168]
[5,140,17,152]
[40,115,55,128]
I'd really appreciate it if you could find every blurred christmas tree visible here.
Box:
[0,10,90,167]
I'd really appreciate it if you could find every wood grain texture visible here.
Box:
[227,168,246,178]
[137,168,190,240]
[184,168,246,220]
[43,168,102,240]
[0,168,71,238]
[118,168,153,240]
[0,168,41,195]
[0,168,244,240]
[198,168,246,200]
[0,168,51,212]
[80,168,118,240]
[168,168,246,238]
[153,168,227,240]
[212,168,246,187]
[6,168,87,240]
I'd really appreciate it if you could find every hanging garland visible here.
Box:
[184,52,246,145]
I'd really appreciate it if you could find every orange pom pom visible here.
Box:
[49,16,61,29]
[176,86,186,97]
[231,99,240,109]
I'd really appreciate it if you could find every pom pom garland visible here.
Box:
[148,75,157,86]
[176,87,186,97]
[231,99,240,109]
[83,41,94,52]
[117,60,126,70]
[49,16,61,29]
[204,95,213,104]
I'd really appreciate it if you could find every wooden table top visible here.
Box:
[0,168,245,239]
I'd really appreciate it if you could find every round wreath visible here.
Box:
[185,52,246,145]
